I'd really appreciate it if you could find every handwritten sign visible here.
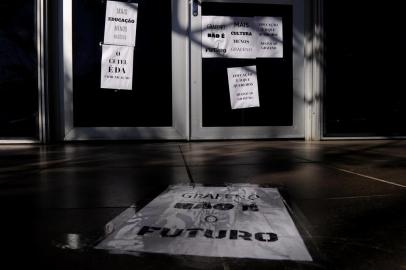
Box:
[227,66,260,109]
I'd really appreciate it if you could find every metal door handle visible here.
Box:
[193,0,199,16]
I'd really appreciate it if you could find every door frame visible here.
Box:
[59,0,189,140]
[190,0,306,140]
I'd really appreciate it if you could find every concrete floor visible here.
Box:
[0,140,405,269]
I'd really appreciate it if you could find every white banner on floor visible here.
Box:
[227,66,260,109]
[100,44,134,90]
[104,0,138,46]
[202,16,283,59]
[96,185,312,261]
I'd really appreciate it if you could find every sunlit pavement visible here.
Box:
[0,140,405,269]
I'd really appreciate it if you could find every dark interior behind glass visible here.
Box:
[72,0,172,127]
[324,2,406,136]
[202,2,293,127]
[0,0,38,138]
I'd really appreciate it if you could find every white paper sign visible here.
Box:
[256,17,283,58]
[227,66,260,109]
[202,16,283,59]
[201,16,229,58]
[96,185,312,261]
[100,44,134,90]
[202,16,257,59]
[104,1,138,46]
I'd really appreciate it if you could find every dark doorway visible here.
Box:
[72,0,172,127]
[324,2,406,137]
[201,2,293,127]
[0,0,38,138]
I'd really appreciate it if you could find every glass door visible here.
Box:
[0,0,43,142]
[61,0,188,140]
[323,1,406,138]
[190,0,305,139]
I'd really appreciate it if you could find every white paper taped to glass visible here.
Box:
[227,65,260,109]
[100,1,138,90]
[202,16,283,59]
[103,0,138,46]
[96,185,312,261]
[100,44,134,90]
